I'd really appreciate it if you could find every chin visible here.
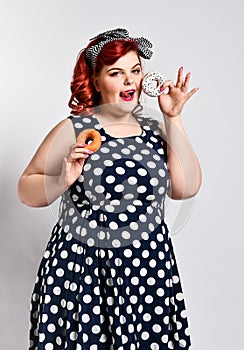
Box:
[100,101,139,116]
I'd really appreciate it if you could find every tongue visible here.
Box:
[120,91,131,98]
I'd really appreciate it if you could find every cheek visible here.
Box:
[103,81,120,95]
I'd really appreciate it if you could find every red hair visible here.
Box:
[68,39,140,115]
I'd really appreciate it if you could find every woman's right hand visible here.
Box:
[59,142,94,188]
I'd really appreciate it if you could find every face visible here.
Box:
[93,51,143,107]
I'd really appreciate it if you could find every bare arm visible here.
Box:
[158,66,202,200]
[163,115,202,200]
[17,118,92,207]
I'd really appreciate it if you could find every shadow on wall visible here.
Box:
[0,174,59,349]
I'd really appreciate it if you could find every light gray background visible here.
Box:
[1,0,243,349]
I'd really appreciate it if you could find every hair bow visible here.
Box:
[85,28,153,70]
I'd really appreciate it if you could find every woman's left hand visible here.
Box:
[158,66,199,118]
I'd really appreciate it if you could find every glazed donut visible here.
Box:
[142,71,167,97]
[77,128,102,152]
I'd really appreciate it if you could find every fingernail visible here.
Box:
[88,150,94,153]
[84,154,89,158]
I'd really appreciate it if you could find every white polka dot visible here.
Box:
[116,167,126,175]
[106,175,115,184]
[159,169,165,177]
[132,258,140,267]
[112,239,121,247]
[176,292,184,301]
[53,286,61,295]
[89,220,97,229]
[133,240,141,248]
[147,161,156,168]
[47,323,56,333]
[118,213,128,222]
[69,331,78,341]
[143,313,151,322]
[140,268,147,277]
[39,333,45,342]
[130,295,138,304]
[114,184,124,192]
[122,231,131,239]
[147,277,156,285]
[185,327,190,336]
[124,249,132,257]
[101,147,110,153]
[158,251,165,260]
[127,205,136,212]
[161,334,168,343]
[109,221,119,230]
[157,233,164,242]
[177,321,182,330]
[44,295,51,304]
[50,305,58,314]
[60,250,68,259]
[99,334,107,342]
[108,297,114,305]
[125,267,131,276]
[104,160,113,167]
[92,325,101,334]
[115,258,122,266]
[173,275,180,284]
[130,222,139,230]
[158,185,166,194]
[45,343,54,350]
[141,232,149,240]
[83,333,89,342]
[155,306,163,315]
[152,324,162,333]
[145,295,153,303]
[125,160,135,168]
[181,310,187,318]
[83,294,92,303]
[163,316,169,324]
[82,314,90,323]
[179,339,187,347]
[137,185,147,193]
[93,306,100,315]
[150,343,159,350]
[67,301,74,310]
[47,276,54,285]
[141,250,149,258]
[56,268,64,277]
[131,276,139,285]
[127,176,137,185]
[149,259,157,267]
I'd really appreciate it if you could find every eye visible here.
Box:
[132,68,141,75]
[110,71,121,77]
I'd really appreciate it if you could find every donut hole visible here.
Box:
[162,86,169,94]
[151,80,158,89]
[85,137,94,145]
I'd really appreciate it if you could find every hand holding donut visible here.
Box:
[157,66,199,118]
[60,129,102,188]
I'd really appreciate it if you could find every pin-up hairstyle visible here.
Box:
[68,28,153,115]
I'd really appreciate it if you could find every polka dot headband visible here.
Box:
[85,28,153,70]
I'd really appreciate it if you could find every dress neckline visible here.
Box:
[91,114,145,140]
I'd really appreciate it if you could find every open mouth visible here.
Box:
[119,89,135,101]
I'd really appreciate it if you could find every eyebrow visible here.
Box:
[107,63,141,72]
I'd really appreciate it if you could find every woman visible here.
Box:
[18,28,201,350]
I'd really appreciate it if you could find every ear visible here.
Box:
[91,75,101,92]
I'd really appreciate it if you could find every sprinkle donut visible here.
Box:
[142,71,167,97]
[77,128,102,152]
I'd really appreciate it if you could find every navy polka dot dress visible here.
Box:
[29,114,192,349]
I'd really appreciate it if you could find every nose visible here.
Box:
[124,73,133,86]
